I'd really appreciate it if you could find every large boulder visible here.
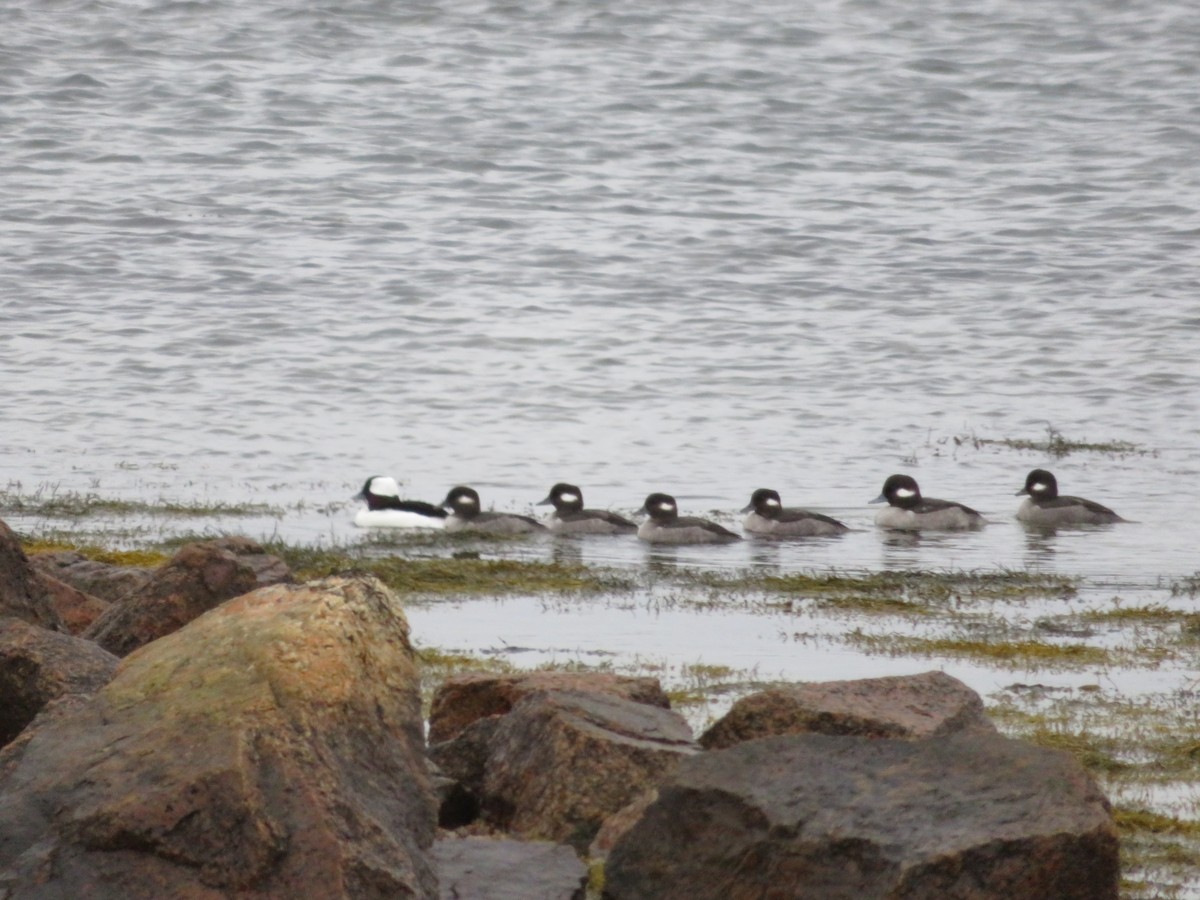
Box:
[0,619,118,747]
[474,689,697,850]
[432,836,586,900]
[29,550,154,604]
[603,731,1119,900]
[0,519,66,632]
[699,670,994,750]
[429,671,670,744]
[83,537,291,656]
[0,575,437,900]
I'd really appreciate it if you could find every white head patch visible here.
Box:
[656,501,675,512]
[371,477,401,498]
[764,497,781,507]
[895,487,916,499]
[1031,481,1049,494]
[559,491,580,504]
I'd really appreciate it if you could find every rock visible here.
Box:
[432,836,586,900]
[0,575,437,900]
[35,571,110,635]
[82,537,291,656]
[29,550,154,604]
[699,670,994,750]
[428,716,502,828]
[0,619,118,747]
[479,690,697,850]
[603,731,1119,900]
[0,519,65,632]
[587,790,657,861]
[429,671,670,744]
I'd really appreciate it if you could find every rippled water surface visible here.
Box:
[3,2,1198,580]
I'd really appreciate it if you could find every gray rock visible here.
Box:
[433,836,586,900]
[429,671,670,744]
[603,731,1118,900]
[481,689,697,850]
[700,670,995,750]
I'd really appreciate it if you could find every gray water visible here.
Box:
[3,0,1199,577]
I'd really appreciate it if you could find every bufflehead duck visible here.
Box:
[441,486,547,535]
[741,488,849,537]
[1016,469,1125,526]
[353,475,447,529]
[538,482,637,535]
[636,493,741,545]
[870,474,985,531]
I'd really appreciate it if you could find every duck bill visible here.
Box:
[1015,487,1029,496]
[536,495,554,506]
[868,493,887,504]
[352,490,367,502]
[738,503,754,514]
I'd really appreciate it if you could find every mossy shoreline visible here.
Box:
[12,524,1200,898]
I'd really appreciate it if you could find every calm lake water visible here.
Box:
[3,0,1200,889]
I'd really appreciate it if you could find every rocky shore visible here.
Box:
[0,521,1120,898]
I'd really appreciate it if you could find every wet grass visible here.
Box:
[847,632,1114,667]
[264,543,633,597]
[21,539,170,569]
[0,485,284,519]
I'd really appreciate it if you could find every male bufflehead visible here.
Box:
[353,475,447,529]
[740,488,849,537]
[537,482,637,535]
[1016,469,1125,526]
[636,493,741,545]
[440,486,547,535]
[870,474,985,531]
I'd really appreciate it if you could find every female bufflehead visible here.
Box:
[353,475,447,529]
[636,493,741,545]
[441,486,547,535]
[1016,469,1125,526]
[741,488,849,537]
[538,482,637,535]
[870,474,985,531]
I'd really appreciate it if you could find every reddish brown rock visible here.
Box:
[699,670,994,750]
[432,836,586,900]
[82,537,291,656]
[603,731,1118,900]
[0,619,118,747]
[0,575,437,900]
[478,690,697,850]
[429,671,670,744]
[0,519,65,632]
[35,572,110,635]
[29,550,154,604]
